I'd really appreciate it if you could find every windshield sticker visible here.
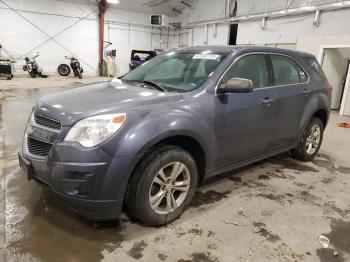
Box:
[192,54,221,60]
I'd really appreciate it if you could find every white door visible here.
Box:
[340,65,350,116]
[322,49,349,109]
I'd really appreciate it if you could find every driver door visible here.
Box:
[215,54,278,170]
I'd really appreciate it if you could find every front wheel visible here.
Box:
[77,68,82,79]
[291,117,324,161]
[125,146,198,226]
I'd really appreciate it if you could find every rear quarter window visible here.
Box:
[270,54,308,85]
[304,57,326,79]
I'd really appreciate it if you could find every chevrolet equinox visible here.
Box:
[19,46,331,226]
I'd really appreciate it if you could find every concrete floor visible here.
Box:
[1,76,350,262]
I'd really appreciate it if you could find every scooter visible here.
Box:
[57,56,83,79]
[23,53,48,78]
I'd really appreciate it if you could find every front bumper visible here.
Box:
[19,142,136,221]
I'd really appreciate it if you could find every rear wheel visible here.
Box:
[125,146,198,226]
[291,117,324,161]
[58,64,70,76]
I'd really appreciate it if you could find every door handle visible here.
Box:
[302,89,312,95]
[262,98,274,104]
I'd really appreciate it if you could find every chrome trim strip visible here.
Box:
[214,52,311,95]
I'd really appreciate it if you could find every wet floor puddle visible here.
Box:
[268,154,319,172]
[5,167,126,262]
[126,240,148,260]
[317,220,350,262]
[314,153,350,174]
[191,190,231,208]
[177,252,219,262]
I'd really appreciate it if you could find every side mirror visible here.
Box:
[217,77,253,94]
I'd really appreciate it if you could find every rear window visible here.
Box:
[270,54,308,85]
[304,57,326,79]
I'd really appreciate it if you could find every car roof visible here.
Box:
[178,45,315,58]
[179,45,237,53]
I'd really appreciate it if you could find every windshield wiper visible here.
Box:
[142,80,167,92]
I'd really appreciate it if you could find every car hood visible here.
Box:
[35,79,182,125]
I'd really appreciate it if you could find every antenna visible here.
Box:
[274,34,282,48]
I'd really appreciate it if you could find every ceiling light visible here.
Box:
[107,0,120,4]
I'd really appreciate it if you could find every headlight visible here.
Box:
[64,113,126,147]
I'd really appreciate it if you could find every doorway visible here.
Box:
[228,24,238,45]
[318,45,350,116]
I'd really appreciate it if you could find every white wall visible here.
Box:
[103,8,180,76]
[177,0,350,48]
[0,0,181,76]
[2,0,350,76]
[237,9,350,45]
[0,0,99,75]
[177,0,229,46]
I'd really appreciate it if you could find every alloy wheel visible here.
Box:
[149,162,191,215]
[306,124,321,155]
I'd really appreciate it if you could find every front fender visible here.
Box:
[100,97,215,171]
[122,108,213,156]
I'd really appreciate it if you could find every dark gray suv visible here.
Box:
[19,46,331,226]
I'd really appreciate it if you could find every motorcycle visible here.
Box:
[23,53,48,78]
[58,56,83,79]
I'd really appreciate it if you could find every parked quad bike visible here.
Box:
[23,53,48,78]
[58,56,83,79]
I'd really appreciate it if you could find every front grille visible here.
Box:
[27,137,52,156]
[34,113,61,130]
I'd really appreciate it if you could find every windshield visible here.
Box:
[122,51,226,92]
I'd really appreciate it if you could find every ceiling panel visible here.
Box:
[60,0,194,16]
[114,0,194,16]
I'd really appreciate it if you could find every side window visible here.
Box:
[270,55,306,85]
[298,65,308,83]
[304,57,326,79]
[222,54,269,89]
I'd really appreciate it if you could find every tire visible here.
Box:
[30,71,37,78]
[58,64,70,76]
[291,117,324,161]
[77,68,82,79]
[125,145,198,226]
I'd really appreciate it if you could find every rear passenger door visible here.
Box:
[269,54,310,146]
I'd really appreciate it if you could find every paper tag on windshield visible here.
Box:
[192,54,220,60]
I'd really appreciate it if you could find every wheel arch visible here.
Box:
[312,108,329,128]
[131,134,207,185]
